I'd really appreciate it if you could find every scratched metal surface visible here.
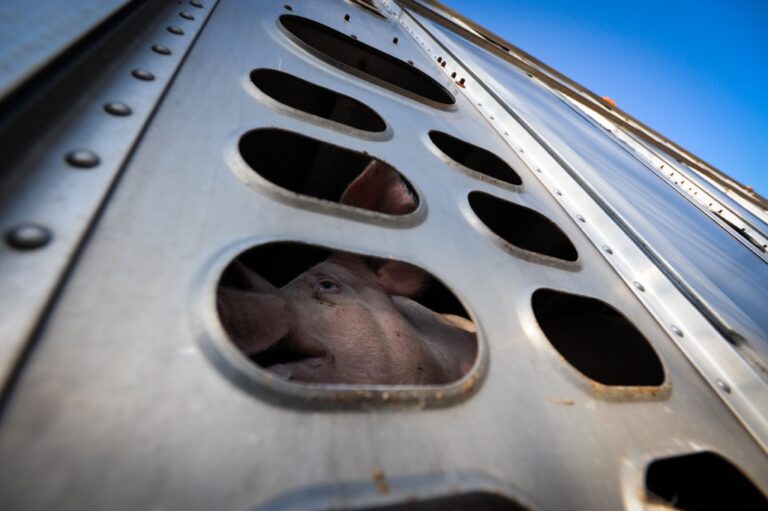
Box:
[0,1,766,510]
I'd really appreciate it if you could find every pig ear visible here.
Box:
[374,259,428,297]
[340,160,418,215]
[230,259,276,293]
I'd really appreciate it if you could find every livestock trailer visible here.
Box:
[0,0,767,509]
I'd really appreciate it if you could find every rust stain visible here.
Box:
[459,374,478,394]
[371,467,389,495]
[588,380,670,401]
[551,399,575,406]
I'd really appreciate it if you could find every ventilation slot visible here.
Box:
[250,69,386,133]
[348,0,387,19]
[239,128,417,214]
[279,15,455,106]
[646,452,767,510]
[532,289,664,386]
[468,192,577,261]
[360,492,528,510]
[217,243,477,386]
[429,130,522,185]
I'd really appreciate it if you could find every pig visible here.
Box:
[217,160,477,385]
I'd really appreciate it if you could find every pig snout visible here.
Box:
[217,288,293,356]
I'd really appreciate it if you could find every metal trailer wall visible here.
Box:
[0,1,766,510]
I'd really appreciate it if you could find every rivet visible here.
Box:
[152,44,171,55]
[167,25,184,35]
[392,37,398,44]
[554,189,562,196]
[716,379,731,394]
[190,0,203,7]
[671,325,684,337]
[602,245,613,254]
[518,147,525,153]
[65,149,100,168]
[489,115,494,120]
[458,78,465,85]
[576,214,586,222]
[503,131,509,136]
[437,56,442,63]
[103,102,132,116]
[132,69,155,81]
[633,281,645,292]
[344,13,350,21]
[451,71,456,78]
[535,167,542,173]
[5,224,52,250]
[350,34,357,40]
[180,11,195,20]
[441,60,446,67]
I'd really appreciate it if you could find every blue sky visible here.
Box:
[440,0,768,197]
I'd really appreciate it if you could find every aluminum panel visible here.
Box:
[417,15,768,367]
[0,1,766,510]
[0,0,134,100]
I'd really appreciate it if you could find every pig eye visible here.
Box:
[316,280,340,293]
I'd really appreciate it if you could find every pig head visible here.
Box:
[217,160,477,385]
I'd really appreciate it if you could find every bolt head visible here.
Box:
[190,0,204,6]
[103,102,132,116]
[6,224,52,250]
[602,245,613,254]
[671,325,684,337]
[180,11,195,20]
[167,25,184,35]
[633,281,645,292]
[65,149,100,168]
[152,44,171,55]
[576,214,586,222]
[132,69,155,81]
[716,379,731,394]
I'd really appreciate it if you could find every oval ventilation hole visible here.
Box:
[279,15,455,106]
[646,452,768,510]
[468,192,577,261]
[532,289,664,386]
[239,128,417,215]
[429,130,522,185]
[348,0,387,19]
[217,242,478,386]
[352,492,528,510]
[250,69,387,133]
